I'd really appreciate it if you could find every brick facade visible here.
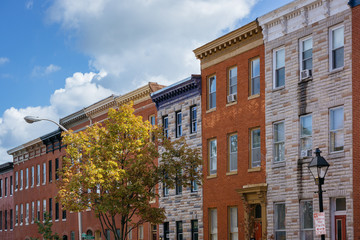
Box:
[258,0,353,239]
[0,163,14,240]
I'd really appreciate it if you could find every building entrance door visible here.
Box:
[335,215,346,240]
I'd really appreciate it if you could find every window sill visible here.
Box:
[272,161,286,168]
[62,219,66,222]
[328,151,345,159]
[272,86,285,92]
[329,67,344,75]
[248,167,261,172]
[298,77,313,84]
[207,174,217,179]
[190,192,199,197]
[226,101,237,107]
[248,94,260,100]
[226,171,238,176]
[206,108,216,114]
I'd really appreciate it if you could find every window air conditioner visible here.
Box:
[300,69,312,80]
[300,149,312,158]
[227,94,237,103]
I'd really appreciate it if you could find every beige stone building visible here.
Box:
[258,0,352,239]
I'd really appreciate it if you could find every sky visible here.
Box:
[0,0,293,163]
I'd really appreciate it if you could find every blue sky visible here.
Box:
[0,0,293,163]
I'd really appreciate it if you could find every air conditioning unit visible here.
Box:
[300,149,312,158]
[227,94,237,103]
[300,69,312,80]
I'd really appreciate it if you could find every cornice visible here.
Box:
[193,20,261,60]
[84,94,118,119]
[115,82,165,106]
[0,162,13,173]
[7,138,43,156]
[59,109,87,128]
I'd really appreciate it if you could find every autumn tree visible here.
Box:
[58,103,202,240]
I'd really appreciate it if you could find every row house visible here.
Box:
[193,20,267,240]
[0,162,14,240]
[258,0,352,239]
[151,75,203,240]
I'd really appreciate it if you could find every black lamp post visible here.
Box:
[308,148,330,240]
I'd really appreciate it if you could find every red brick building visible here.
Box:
[0,162,14,240]
[193,20,266,240]
[7,83,164,240]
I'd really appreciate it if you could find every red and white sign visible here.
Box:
[314,212,326,235]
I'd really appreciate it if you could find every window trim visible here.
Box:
[190,105,197,134]
[273,121,285,163]
[176,111,182,138]
[299,36,313,73]
[228,133,238,172]
[300,200,314,240]
[250,128,261,168]
[208,75,216,110]
[300,114,313,158]
[208,138,217,176]
[329,106,344,153]
[273,47,285,89]
[228,206,238,240]
[329,25,345,72]
[274,202,286,239]
[250,57,261,96]
[209,208,218,240]
[228,66,237,97]
[162,115,169,138]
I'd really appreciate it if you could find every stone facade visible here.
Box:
[151,75,203,240]
[258,0,353,239]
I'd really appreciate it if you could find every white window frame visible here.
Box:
[273,47,285,89]
[209,139,217,175]
[15,205,18,226]
[20,204,23,225]
[329,25,344,71]
[42,163,46,185]
[228,134,238,172]
[31,166,34,187]
[273,121,285,163]
[15,171,18,191]
[229,207,238,240]
[20,170,23,190]
[138,225,144,240]
[37,164,40,186]
[25,203,29,225]
[299,36,313,72]
[250,58,260,96]
[300,115,312,157]
[329,106,344,153]
[163,116,169,138]
[274,202,286,240]
[43,199,46,222]
[31,201,35,223]
[25,168,29,189]
[209,208,218,240]
[300,200,313,240]
[176,111,182,138]
[228,67,237,96]
[250,128,261,168]
[208,75,216,109]
[190,106,197,134]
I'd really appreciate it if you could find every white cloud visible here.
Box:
[0,71,114,164]
[46,0,258,93]
[0,57,9,65]
[25,0,34,10]
[32,64,61,76]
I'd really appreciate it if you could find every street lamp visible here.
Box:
[308,148,330,240]
[24,116,83,240]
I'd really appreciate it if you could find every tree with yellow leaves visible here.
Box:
[58,103,202,240]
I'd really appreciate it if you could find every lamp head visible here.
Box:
[308,148,330,183]
[24,116,41,124]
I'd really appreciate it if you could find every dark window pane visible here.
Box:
[276,67,285,87]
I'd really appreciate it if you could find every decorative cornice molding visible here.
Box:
[0,162,13,174]
[193,20,261,60]
[7,138,43,156]
[84,95,118,119]
[151,75,201,109]
[59,109,87,128]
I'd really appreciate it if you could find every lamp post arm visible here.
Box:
[38,118,68,132]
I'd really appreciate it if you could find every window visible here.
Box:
[37,164,40,185]
[62,206,66,220]
[300,37,313,72]
[0,211,2,230]
[10,176,12,195]
[190,106,197,133]
[273,48,285,88]
[176,111,182,138]
[0,179,2,198]
[26,168,29,188]
[164,222,170,240]
[229,207,238,240]
[15,171,18,191]
[4,210,7,230]
[149,115,156,126]
[176,221,183,240]
[55,158,59,180]
[250,58,260,95]
[4,177,7,197]
[228,67,237,96]
[330,107,344,152]
[300,115,312,157]
[163,116,169,138]
[128,227,132,240]
[49,160,52,183]
[330,26,344,70]
[229,134,238,172]
[43,163,46,184]
[208,75,216,109]
[274,203,286,240]
[175,171,182,195]
[300,200,313,240]
[106,229,111,240]
[250,128,261,168]
[15,205,18,226]
[209,209,218,240]
[191,220,198,240]
[209,139,217,175]
[274,122,285,162]
[31,166,34,187]
[31,201,35,223]
[163,173,169,197]
[20,204,23,225]
[191,177,198,193]
[138,225,144,240]
[55,202,59,220]
[43,199,46,221]
[10,209,13,230]
[20,170,23,190]
[71,231,75,240]
[49,198,52,220]
[26,203,29,225]
[37,201,40,221]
